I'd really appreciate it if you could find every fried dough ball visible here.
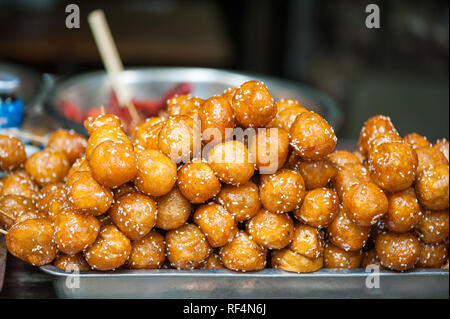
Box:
[353,150,366,164]
[220,231,267,272]
[0,135,26,171]
[84,225,131,271]
[415,146,448,174]
[294,187,339,228]
[404,133,431,150]
[327,150,360,168]
[6,218,57,266]
[231,80,276,128]
[199,95,235,144]
[289,156,337,190]
[25,150,70,187]
[203,252,225,269]
[358,115,398,156]
[84,113,122,135]
[260,169,305,213]
[414,209,449,244]
[221,88,238,105]
[85,125,132,160]
[268,99,308,131]
[332,163,371,200]
[194,203,237,247]
[415,164,449,210]
[109,192,157,240]
[216,181,261,222]
[54,253,91,271]
[156,187,191,230]
[177,161,221,203]
[158,115,193,163]
[167,95,204,117]
[323,243,362,269]
[367,132,404,154]
[133,148,177,197]
[249,128,289,174]
[343,182,388,227]
[127,230,165,269]
[0,170,39,200]
[46,129,88,164]
[272,248,323,273]
[133,117,164,148]
[417,242,448,268]
[361,249,380,268]
[247,209,294,249]
[0,195,35,229]
[66,171,113,216]
[368,141,417,193]
[327,206,370,251]
[375,231,420,271]
[289,224,324,259]
[433,139,449,161]
[165,224,212,269]
[54,210,100,255]
[276,98,306,114]
[208,140,254,185]
[36,183,67,222]
[383,188,421,233]
[66,156,90,179]
[112,182,137,200]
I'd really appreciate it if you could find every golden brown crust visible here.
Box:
[375,231,420,271]
[272,248,323,273]
[216,181,261,222]
[156,187,191,230]
[294,187,339,228]
[127,230,165,269]
[177,161,221,203]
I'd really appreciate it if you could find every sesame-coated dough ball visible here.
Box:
[54,253,91,271]
[133,148,177,197]
[67,156,90,179]
[112,182,137,200]
[158,115,194,163]
[290,111,337,159]
[272,248,323,273]
[289,156,337,190]
[194,203,237,247]
[25,150,70,187]
[132,117,164,149]
[353,150,366,164]
[6,218,57,266]
[177,161,221,204]
[375,231,420,271]
[156,187,191,230]
[84,113,123,135]
[358,115,398,156]
[85,125,133,160]
[433,139,449,161]
[343,182,388,227]
[268,99,308,132]
[327,150,361,168]
[404,132,431,150]
[231,80,276,128]
[416,241,448,268]
[165,223,212,270]
[37,183,67,222]
[203,252,225,269]
[323,243,362,269]
[167,95,204,117]
[414,209,449,244]
[259,169,305,213]
[216,181,261,222]
[199,95,235,144]
[275,98,307,114]
[221,88,238,105]
[220,231,267,272]
[127,230,165,269]
[0,195,35,229]
[294,187,339,228]
[415,164,449,211]
[46,129,88,164]
[332,163,371,200]
[289,224,324,259]
[54,209,100,255]
[0,135,26,171]
[247,209,294,249]
[415,146,448,175]
[208,140,254,186]
[367,132,404,154]
[383,188,421,233]
[0,170,39,200]
[84,225,131,271]
[109,192,157,240]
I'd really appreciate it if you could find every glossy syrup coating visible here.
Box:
[416,241,448,268]
[289,156,337,190]
[194,203,237,247]
[272,248,323,273]
[358,115,398,156]
[46,129,88,164]
[203,252,225,269]
[231,80,276,128]
[208,140,254,185]
[216,181,261,222]
[332,163,371,200]
[0,170,39,200]
[368,141,417,193]
[199,95,235,144]
[109,192,157,240]
[177,161,221,203]
[132,117,164,148]
[133,148,177,197]
[289,224,324,259]
[84,113,122,135]
[415,164,449,210]
[66,156,90,179]
[85,125,133,160]
[367,132,404,154]
[268,99,308,132]
[260,169,305,213]
[294,187,339,228]
[156,186,191,230]
[383,188,421,233]
[221,88,238,105]
[165,223,212,269]
[0,135,26,171]
[54,209,100,255]
[66,170,113,216]
[414,209,449,244]
[343,182,388,227]
[415,146,448,174]
[404,132,431,150]
[327,205,371,251]
[327,150,361,168]
[113,182,138,200]
[167,95,204,117]
[323,243,362,269]
[361,249,380,269]
[0,194,36,229]
[25,150,70,187]
[375,231,420,271]
[158,115,193,163]
[37,183,67,222]
[220,231,267,272]
[433,139,449,161]
[54,253,91,271]
[6,218,57,266]
[247,209,294,249]
[127,230,165,269]
[84,225,131,271]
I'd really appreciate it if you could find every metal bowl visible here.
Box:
[44,67,341,133]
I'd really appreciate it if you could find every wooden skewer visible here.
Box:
[4,128,46,145]
[0,209,15,221]
[88,9,140,125]
[0,229,7,235]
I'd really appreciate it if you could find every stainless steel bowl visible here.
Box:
[44,67,341,133]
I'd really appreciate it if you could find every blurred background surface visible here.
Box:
[0,0,448,140]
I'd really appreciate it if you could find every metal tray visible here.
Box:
[0,236,6,293]
[40,265,448,299]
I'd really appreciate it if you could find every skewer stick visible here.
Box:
[0,229,7,235]
[4,128,46,145]
[0,210,15,222]
[88,9,140,124]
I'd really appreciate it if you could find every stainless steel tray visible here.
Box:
[40,265,448,299]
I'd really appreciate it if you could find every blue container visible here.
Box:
[0,72,24,128]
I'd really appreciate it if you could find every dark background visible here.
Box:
[0,0,448,140]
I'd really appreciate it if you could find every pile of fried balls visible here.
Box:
[0,80,448,273]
